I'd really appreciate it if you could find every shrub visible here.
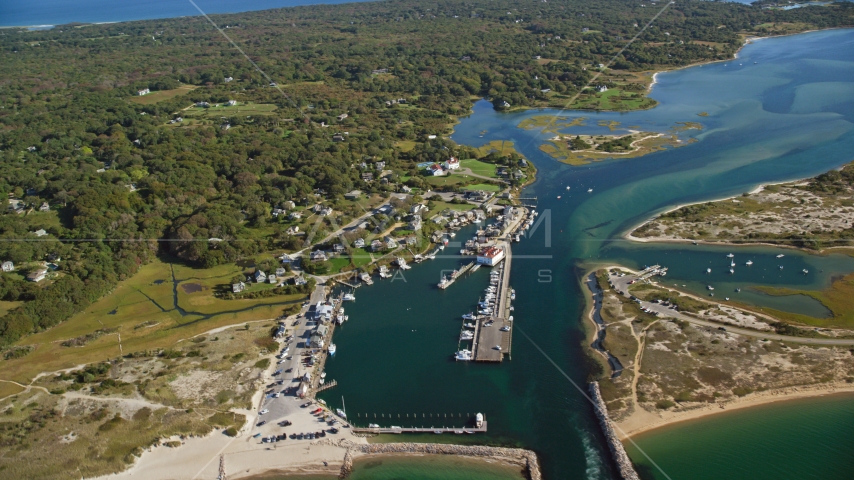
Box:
[254,358,270,369]
[224,427,238,437]
[655,400,675,409]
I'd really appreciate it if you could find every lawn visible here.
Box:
[460,159,498,178]
[0,301,22,317]
[425,175,471,187]
[182,102,278,118]
[5,258,307,384]
[463,183,502,192]
[395,140,418,152]
[129,85,196,105]
[350,248,373,268]
[429,200,476,212]
[568,87,657,111]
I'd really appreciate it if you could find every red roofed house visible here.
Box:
[428,163,445,176]
[443,157,460,170]
[477,246,505,266]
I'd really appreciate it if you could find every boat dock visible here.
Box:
[438,261,477,290]
[353,422,487,435]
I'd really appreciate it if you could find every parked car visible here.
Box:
[257,420,267,426]
[260,409,269,415]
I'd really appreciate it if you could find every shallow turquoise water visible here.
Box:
[321,29,854,480]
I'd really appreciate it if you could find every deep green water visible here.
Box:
[320,29,854,480]
[625,393,854,480]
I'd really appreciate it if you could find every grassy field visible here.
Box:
[568,87,657,111]
[0,300,22,317]
[430,200,476,212]
[129,85,196,105]
[182,102,278,119]
[424,174,471,187]
[394,140,418,152]
[462,183,501,192]
[518,115,587,135]
[459,159,498,178]
[4,258,306,384]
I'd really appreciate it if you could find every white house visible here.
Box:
[232,281,246,293]
[276,267,287,277]
[477,246,506,266]
[27,268,48,282]
[138,88,150,96]
[409,215,422,231]
[428,164,445,176]
[443,157,460,170]
[39,202,50,212]
[411,204,428,215]
[1,261,13,272]
[596,85,608,93]
[310,250,328,262]
[227,100,237,106]
[289,212,302,221]
[353,238,365,248]
[286,226,300,235]
[254,270,267,283]
[33,229,48,237]
[268,274,278,284]
[384,236,398,249]
[370,239,384,252]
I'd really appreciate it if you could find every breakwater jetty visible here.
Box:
[338,442,541,480]
[589,382,640,480]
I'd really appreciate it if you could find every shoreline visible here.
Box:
[618,383,854,441]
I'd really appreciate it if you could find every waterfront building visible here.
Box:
[477,246,505,266]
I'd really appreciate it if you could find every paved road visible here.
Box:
[609,272,854,346]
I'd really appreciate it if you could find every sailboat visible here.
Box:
[337,397,347,419]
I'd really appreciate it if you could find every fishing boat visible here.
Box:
[746,260,753,266]
[460,331,474,341]
[328,344,336,355]
[776,254,785,258]
[343,293,356,302]
[476,413,484,428]
[462,313,476,321]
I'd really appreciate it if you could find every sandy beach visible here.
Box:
[616,383,854,441]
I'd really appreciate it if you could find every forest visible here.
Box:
[0,0,852,349]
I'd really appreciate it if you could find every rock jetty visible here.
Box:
[339,442,541,480]
[589,382,640,480]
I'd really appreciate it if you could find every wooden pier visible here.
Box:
[473,242,514,362]
[315,379,337,393]
[438,261,476,290]
[353,421,487,435]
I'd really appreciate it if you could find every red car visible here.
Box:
[312,407,323,415]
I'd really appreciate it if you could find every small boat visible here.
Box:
[476,413,484,428]
[462,313,476,321]
[566,186,571,190]
[460,331,474,341]
[726,253,734,258]
[328,344,337,355]
[736,288,741,292]
[368,423,380,428]
[557,196,561,199]
[746,260,753,266]
[319,378,325,385]
[776,254,785,258]
[343,293,356,302]
[725,297,730,301]
[321,372,327,379]
[434,430,443,434]
[706,268,712,274]
[337,408,347,419]
[730,261,736,267]
[455,349,473,361]
[729,268,734,274]
[779,265,784,270]
[707,285,714,290]
[464,323,476,329]
[587,188,593,193]
[510,293,516,300]
[802,269,809,274]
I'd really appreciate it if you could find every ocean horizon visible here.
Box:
[0,0,375,28]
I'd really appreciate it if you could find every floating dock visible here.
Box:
[438,261,476,290]
[353,422,487,435]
